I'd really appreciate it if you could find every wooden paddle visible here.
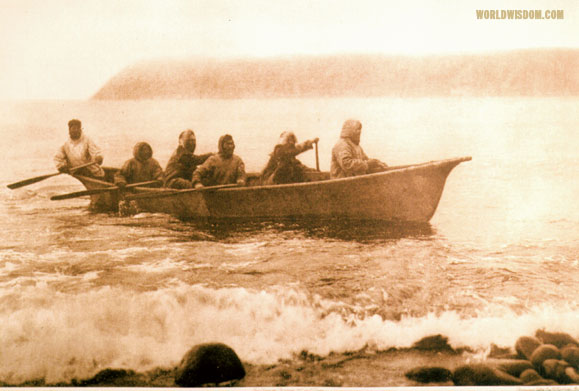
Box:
[50,180,161,201]
[7,161,97,190]
[125,183,239,201]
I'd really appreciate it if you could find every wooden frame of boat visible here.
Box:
[74,156,471,222]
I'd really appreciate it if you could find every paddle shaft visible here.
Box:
[50,180,161,201]
[314,140,320,171]
[7,161,97,190]
[126,183,239,201]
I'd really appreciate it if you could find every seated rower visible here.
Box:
[260,131,319,185]
[114,142,163,188]
[192,134,246,188]
[164,129,213,189]
[331,119,388,179]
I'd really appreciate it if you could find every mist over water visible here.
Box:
[0,97,578,384]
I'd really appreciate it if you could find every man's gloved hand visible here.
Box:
[116,181,127,190]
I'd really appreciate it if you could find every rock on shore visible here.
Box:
[174,342,246,387]
[405,329,579,386]
[4,330,579,387]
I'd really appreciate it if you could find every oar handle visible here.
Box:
[68,161,98,173]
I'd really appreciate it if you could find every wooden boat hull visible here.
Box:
[76,157,471,222]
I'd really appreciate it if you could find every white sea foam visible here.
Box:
[0,283,577,384]
[218,260,263,271]
[122,257,190,273]
[223,241,267,256]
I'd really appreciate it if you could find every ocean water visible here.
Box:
[0,97,578,384]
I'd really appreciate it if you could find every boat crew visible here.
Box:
[260,131,319,185]
[54,119,105,178]
[192,134,246,188]
[114,142,163,188]
[164,129,213,189]
[330,119,388,179]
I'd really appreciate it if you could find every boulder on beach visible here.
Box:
[488,344,516,359]
[174,343,246,387]
[78,368,138,386]
[564,366,579,384]
[539,359,579,384]
[542,359,570,383]
[404,366,453,383]
[488,358,533,377]
[520,368,543,384]
[561,346,579,368]
[411,334,455,353]
[530,344,561,369]
[515,336,541,360]
[452,364,523,386]
[536,330,579,349]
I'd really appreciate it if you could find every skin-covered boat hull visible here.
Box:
[76,157,471,222]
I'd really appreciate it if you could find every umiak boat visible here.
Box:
[72,156,471,222]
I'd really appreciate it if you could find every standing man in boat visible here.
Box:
[164,129,213,189]
[54,119,105,179]
[260,131,319,185]
[192,134,246,188]
[330,119,388,179]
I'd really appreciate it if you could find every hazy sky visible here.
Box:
[0,0,577,99]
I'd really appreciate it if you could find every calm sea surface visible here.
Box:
[0,97,578,384]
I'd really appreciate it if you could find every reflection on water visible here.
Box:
[117,215,436,243]
[287,218,435,242]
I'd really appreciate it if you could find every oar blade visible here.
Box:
[7,161,98,190]
[7,173,60,189]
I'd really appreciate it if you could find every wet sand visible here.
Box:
[5,348,467,387]
[241,348,467,387]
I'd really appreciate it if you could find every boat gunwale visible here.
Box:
[91,155,472,195]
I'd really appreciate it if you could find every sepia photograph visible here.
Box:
[0,0,578,387]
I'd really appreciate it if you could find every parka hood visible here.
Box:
[133,142,153,162]
[277,131,297,146]
[218,134,234,155]
[340,119,362,139]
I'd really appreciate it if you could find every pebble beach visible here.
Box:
[5,329,578,387]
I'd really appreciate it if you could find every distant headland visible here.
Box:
[92,49,579,99]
